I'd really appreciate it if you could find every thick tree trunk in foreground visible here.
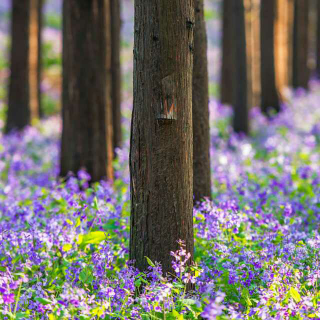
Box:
[110,0,122,152]
[130,0,194,274]
[6,0,40,133]
[275,0,294,98]
[60,0,113,182]
[260,0,280,114]
[292,0,310,89]
[221,0,233,105]
[193,0,211,203]
[232,0,249,134]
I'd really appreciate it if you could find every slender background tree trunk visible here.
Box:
[244,0,253,108]
[292,0,310,89]
[317,0,320,77]
[29,0,40,121]
[251,0,261,108]
[6,0,35,132]
[60,0,113,182]
[232,0,248,134]
[260,0,280,114]
[193,0,211,203]
[130,0,194,274]
[275,0,294,98]
[244,0,261,108]
[110,0,122,153]
[221,0,233,105]
[38,0,44,118]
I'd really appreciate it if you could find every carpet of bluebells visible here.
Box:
[1,86,320,319]
[2,1,320,320]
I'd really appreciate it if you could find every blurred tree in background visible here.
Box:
[193,0,211,203]
[260,0,280,114]
[220,0,233,106]
[231,0,249,134]
[6,0,42,133]
[292,0,309,89]
[60,0,113,183]
[275,0,293,99]
[110,0,122,154]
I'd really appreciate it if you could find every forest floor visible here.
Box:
[1,85,320,319]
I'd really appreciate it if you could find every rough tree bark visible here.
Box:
[292,0,310,89]
[6,0,40,133]
[260,0,280,114]
[130,0,194,274]
[232,0,249,134]
[193,0,211,203]
[110,0,122,152]
[60,0,113,182]
[221,0,233,105]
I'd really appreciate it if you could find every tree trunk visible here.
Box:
[317,0,320,77]
[193,0,211,203]
[29,0,40,121]
[244,0,253,108]
[110,0,122,152]
[221,0,233,105]
[130,0,194,274]
[38,0,44,118]
[60,0,113,183]
[251,0,261,108]
[292,0,310,89]
[6,0,40,133]
[260,0,280,114]
[232,0,249,134]
[275,0,294,98]
[244,0,261,109]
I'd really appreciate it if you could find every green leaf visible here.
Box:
[91,307,104,317]
[145,256,155,268]
[79,268,93,284]
[168,310,183,320]
[62,244,72,252]
[16,312,30,319]
[103,220,118,231]
[290,287,301,303]
[35,297,53,305]
[93,197,99,210]
[75,217,81,228]
[65,219,73,225]
[241,287,252,306]
[80,231,107,247]
[134,279,142,287]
